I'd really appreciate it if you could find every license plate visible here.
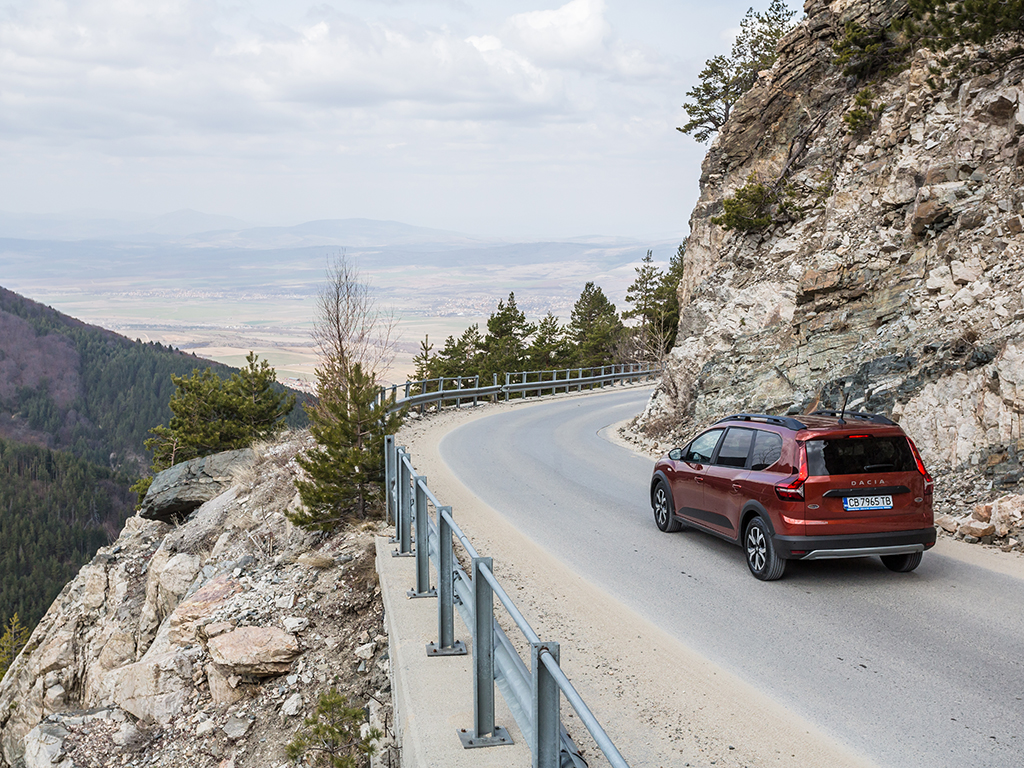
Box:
[843,495,893,511]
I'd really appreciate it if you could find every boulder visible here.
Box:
[22,723,70,768]
[207,627,300,675]
[958,520,996,539]
[140,448,255,521]
[168,574,245,647]
[112,650,193,724]
[282,617,309,634]
[206,663,244,706]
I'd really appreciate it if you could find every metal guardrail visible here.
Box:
[385,435,630,768]
[379,364,660,414]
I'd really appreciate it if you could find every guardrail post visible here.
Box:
[385,435,395,529]
[427,507,467,657]
[459,557,512,749]
[504,373,510,402]
[473,375,479,407]
[532,642,561,768]
[456,376,463,409]
[393,453,414,558]
[408,476,436,597]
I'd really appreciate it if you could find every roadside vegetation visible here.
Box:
[414,243,686,383]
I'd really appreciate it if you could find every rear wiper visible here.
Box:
[863,463,895,471]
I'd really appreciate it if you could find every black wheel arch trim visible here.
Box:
[740,501,773,537]
[651,470,672,501]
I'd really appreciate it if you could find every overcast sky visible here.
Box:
[0,0,803,238]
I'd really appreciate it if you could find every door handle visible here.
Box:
[731,483,742,493]
[695,477,704,484]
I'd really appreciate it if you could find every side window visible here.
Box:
[715,428,754,468]
[750,430,784,471]
[684,429,724,463]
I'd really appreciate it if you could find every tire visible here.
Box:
[880,551,923,572]
[652,480,682,533]
[745,517,786,581]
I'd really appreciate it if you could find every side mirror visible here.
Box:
[668,448,683,461]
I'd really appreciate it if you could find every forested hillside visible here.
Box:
[0,437,136,631]
[0,286,309,637]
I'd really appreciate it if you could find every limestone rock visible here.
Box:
[168,574,245,647]
[112,650,193,724]
[281,693,303,717]
[958,520,996,539]
[140,448,255,521]
[972,504,993,523]
[206,663,244,707]
[207,627,300,675]
[283,617,309,634]
[22,722,70,768]
[222,715,253,741]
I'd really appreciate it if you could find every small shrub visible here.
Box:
[286,688,382,768]
[712,174,801,232]
[843,88,885,133]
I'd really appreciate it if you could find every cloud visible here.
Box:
[0,1,694,236]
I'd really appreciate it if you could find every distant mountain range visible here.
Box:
[0,210,682,308]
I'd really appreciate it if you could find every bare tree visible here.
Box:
[312,253,397,390]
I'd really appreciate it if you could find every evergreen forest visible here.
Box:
[0,286,308,643]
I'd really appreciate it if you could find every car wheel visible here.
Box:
[880,551,923,572]
[652,481,682,533]
[745,517,785,581]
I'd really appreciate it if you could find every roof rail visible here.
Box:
[810,410,896,426]
[715,413,807,430]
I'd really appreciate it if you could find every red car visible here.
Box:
[650,412,936,580]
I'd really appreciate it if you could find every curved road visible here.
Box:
[439,387,1024,768]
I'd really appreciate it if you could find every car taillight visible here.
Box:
[775,443,808,501]
[907,438,933,496]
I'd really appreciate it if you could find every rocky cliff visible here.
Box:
[638,0,1024,548]
[0,435,394,768]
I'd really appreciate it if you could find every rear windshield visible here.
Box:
[805,435,915,476]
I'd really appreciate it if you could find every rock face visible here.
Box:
[140,448,255,521]
[638,0,1024,549]
[0,435,394,768]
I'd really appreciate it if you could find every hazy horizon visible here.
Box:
[0,0,803,238]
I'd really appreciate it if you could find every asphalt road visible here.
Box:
[439,387,1024,768]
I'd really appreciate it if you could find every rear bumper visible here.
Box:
[774,527,937,561]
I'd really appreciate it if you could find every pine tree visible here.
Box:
[527,314,571,369]
[412,335,434,382]
[285,688,382,768]
[483,292,535,377]
[624,250,678,363]
[901,1,1024,48]
[138,353,294,500]
[292,364,402,530]
[678,0,796,142]
[0,612,31,680]
[224,352,296,445]
[568,282,625,368]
